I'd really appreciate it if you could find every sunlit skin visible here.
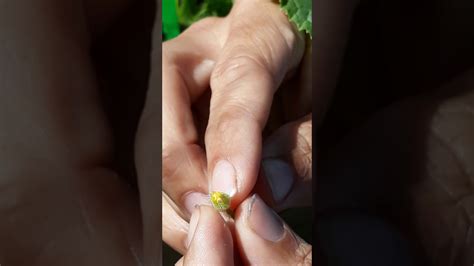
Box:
[2,0,472,265]
[157,0,309,256]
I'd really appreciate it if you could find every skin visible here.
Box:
[318,69,474,265]
[147,0,309,257]
[1,0,472,265]
[177,203,312,266]
[0,0,142,265]
[0,0,312,264]
[156,0,361,258]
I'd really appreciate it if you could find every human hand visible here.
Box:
[177,196,312,265]
[317,69,474,265]
[162,105,313,264]
[0,0,144,265]
[135,0,306,260]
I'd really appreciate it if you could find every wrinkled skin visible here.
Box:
[318,69,474,265]
[1,0,473,265]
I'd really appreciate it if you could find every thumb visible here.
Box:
[234,194,312,265]
[176,206,234,266]
[255,114,312,211]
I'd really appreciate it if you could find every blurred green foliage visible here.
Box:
[162,0,312,40]
[162,0,233,41]
[162,0,180,40]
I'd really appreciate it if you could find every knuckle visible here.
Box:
[397,89,474,260]
[162,147,179,183]
[217,99,263,125]
[297,120,312,151]
[162,144,206,184]
[293,121,312,179]
[206,106,258,146]
[211,53,274,90]
[294,241,312,265]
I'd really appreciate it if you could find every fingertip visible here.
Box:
[182,191,211,218]
[184,206,234,265]
[261,158,295,204]
[260,116,313,210]
[245,194,286,242]
[211,159,238,197]
[209,154,259,210]
[234,194,312,265]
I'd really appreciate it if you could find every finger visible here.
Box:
[318,69,474,263]
[206,0,305,209]
[253,114,312,211]
[135,18,223,264]
[162,192,189,255]
[163,190,236,256]
[177,206,234,266]
[234,194,312,265]
[159,19,224,213]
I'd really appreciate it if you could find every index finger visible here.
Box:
[205,0,306,208]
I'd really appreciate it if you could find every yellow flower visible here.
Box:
[210,191,231,211]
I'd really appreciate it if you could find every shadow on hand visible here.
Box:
[316,69,474,265]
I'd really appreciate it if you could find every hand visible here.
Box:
[177,197,312,265]
[0,1,143,265]
[163,103,312,258]
[135,0,306,259]
[255,114,313,212]
[318,69,474,264]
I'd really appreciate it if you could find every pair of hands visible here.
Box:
[160,0,474,264]
[2,0,472,265]
[0,0,312,265]
[177,196,311,265]
[154,0,313,264]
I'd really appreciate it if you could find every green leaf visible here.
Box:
[162,0,181,41]
[166,0,312,40]
[177,0,233,27]
[280,0,312,38]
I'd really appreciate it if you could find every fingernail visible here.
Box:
[262,158,294,203]
[185,206,200,249]
[211,160,237,196]
[247,194,284,242]
[183,192,210,217]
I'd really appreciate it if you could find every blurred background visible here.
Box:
[91,0,474,264]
